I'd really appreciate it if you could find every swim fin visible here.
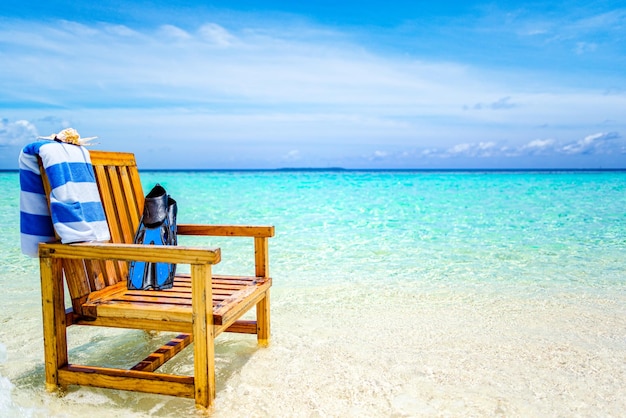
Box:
[128,184,177,290]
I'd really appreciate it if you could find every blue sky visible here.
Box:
[1,1,625,169]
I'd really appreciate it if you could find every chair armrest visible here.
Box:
[177,224,273,278]
[39,242,221,265]
[177,224,275,238]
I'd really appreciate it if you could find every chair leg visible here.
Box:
[191,264,216,410]
[256,290,271,347]
[40,257,68,392]
[253,237,271,346]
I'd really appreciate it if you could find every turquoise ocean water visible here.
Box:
[0,169,625,417]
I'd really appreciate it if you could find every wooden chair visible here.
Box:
[38,150,273,411]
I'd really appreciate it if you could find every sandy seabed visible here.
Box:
[211,286,626,418]
[2,283,624,418]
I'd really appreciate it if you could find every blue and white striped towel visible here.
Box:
[19,140,111,257]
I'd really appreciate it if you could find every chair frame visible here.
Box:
[37,150,273,411]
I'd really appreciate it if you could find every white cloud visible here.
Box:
[58,20,99,37]
[1,17,624,126]
[448,143,472,154]
[198,23,236,47]
[391,132,624,163]
[446,142,498,157]
[490,96,516,109]
[368,150,390,161]
[569,10,626,33]
[158,24,192,40]
[574,42,598,54]
[0,15,625,169]
[525,138,555,149]
[283,149,301,161]
[465,96,517,111]
[0,16,568,118]
[519,138,557,155]
[520,28,549,36]
[488,7,626,45]
[0,119,38,146]
[103,24,140,37]
[560,132,620,154]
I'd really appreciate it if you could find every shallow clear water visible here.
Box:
[1,169,625,417]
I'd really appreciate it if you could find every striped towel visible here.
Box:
[19,140,111,257]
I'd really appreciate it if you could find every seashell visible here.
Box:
[39,128,98,146]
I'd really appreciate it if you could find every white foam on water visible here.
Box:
[0,375,14,412]
[0,372,45,418]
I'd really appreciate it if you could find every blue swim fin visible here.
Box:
[128,184,177,290]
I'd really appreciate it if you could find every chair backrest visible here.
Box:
[43,150,145,316]
[90,151,145,245]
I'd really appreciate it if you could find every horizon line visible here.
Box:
[2,167,626,173]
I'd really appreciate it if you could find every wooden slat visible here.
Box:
[91,164,128,284]
[85,279,270,326]
[177,274,259,285]
[126,163,145,218]
[256,290,270,346]
[40,256,68,391]
[117,291,195,302]
[215,279,272,327]
[90,151,144,231]
[93,165,120,241]
[93,165,129,278]
[225,320,257,334]
[59,365,194,398]
[254,237,269,278]
[71,313,259,336]
[62,259,91,314]
[177,224,274,238]
[89,150,138,167]
[112,291,248,306]
[71,316,193,333]
[131,334,192,372]
[88,300,192,323]
[105,259,125,287]
[118,165,142,232]
[84,259,107,292]
[213,283,260,311]
[107,165,135,244]
[191,263,215,409]
[39,242,221,265]
[85,280,127,302]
